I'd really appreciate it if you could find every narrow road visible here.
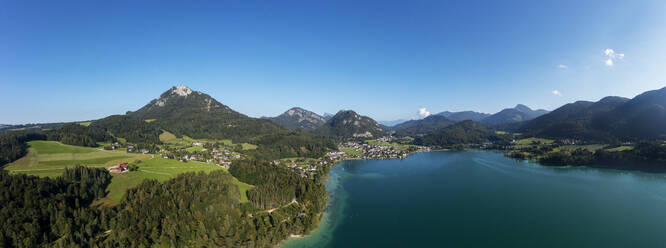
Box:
[265,198,298,214]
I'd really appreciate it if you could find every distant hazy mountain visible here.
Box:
[322,112,335,121]
[0,122,67,134]
[378,119,409,127]
[481,104,549,125]
[127,85,282,140]
[392,115,456,136]
[265,107,326,132]
[436,111,490,122]
[314,110,384,138]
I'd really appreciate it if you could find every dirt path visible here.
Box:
[265,198,298,214]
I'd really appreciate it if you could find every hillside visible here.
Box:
[413,120,507,146]
[595,87,666,139]
[127,85,282,141]
[437,111,490,122]
[517,90,666,140]
[314,110,384,138]
[265,107,326,132]
[481,104,549,125]
[392,115,456,136]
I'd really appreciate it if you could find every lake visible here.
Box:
[284,150,666,247]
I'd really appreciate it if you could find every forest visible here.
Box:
[91,115,163,145]
[46,123,115,147]
[412,120,510,147]
[244,131,337,160]
[0,166,113,247]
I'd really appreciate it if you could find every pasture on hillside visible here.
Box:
[4,141,252,206]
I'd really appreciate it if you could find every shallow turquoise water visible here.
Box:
[284,151,666,248]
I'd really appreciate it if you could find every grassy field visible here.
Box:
[159,130,178,142]
[364,140,415,151]
[365,140,392,146]
[340,147,362,156]
[4,141,147,177]
[515,138,555,145]
[241,143,257,150]
[78,121,91,126]
[99,157,252,205]
[607,145,634,152]
[98,157,227,204]
[552,144,605,153]
[185,146,206,152]
[4,141,252,205]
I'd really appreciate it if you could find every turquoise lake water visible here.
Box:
[284,150,666,248]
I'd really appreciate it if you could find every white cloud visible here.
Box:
[418,108,431,118]
[558,64,568,69]
[552,90,562,96]
[604,48,624,67]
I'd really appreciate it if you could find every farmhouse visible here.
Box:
[108,162,129,173]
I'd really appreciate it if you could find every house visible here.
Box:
[108,162,129,173]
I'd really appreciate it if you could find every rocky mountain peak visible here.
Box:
[171,84,193,96]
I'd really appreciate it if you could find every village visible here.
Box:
[105,136,430,177]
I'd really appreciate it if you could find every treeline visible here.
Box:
[413,120,510,147]
[47,123,114,147]
[538,142,666,170]
[0,131,46,166]
[91,115,162,144]
[245,131,337,160]
[0,166,113,247]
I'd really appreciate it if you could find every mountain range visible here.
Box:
[436,111,490,122]
[391,115,456,136]
[481,104,549,125]
[521,87,666,140]
[4,85,666,143]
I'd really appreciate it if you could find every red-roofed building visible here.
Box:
[108,162,129,173]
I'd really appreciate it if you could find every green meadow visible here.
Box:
[99,158,252,205]
[5,141,146,177]
[4,141,252,206]
[515,137,555,145]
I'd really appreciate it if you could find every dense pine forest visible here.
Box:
[0,166,113,247]
[46,123,115,147]
[245,131,337,160]
[90,115,163,145]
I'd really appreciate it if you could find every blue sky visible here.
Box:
[1,0,665,124]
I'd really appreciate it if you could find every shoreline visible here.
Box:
[278,150,426,247]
